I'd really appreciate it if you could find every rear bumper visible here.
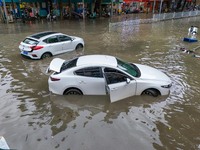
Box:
[48,78,64,95]
[20,50,41,59]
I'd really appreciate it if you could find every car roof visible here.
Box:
[76,55,117,67]
[29,31,59,39]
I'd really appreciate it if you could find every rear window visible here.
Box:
[60,58,78,72]
[23,38,39,45]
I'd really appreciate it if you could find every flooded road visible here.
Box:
[0,17,200,150]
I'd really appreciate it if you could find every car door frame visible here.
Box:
[74,66,106,95]
[57,35,74,52]
[45,35,63,55]
[103,68,137,103]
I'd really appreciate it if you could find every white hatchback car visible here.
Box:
[19,31,84,59]
[47,55,172,102]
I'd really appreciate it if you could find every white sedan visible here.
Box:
[19,31,84,59]
[47,55,172,102]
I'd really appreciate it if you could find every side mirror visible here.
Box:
[126,78,131,84]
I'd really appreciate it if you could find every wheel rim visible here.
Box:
[143,89,158,97]
[144,91,153,96]
[42,53,51,59]
[67,91,81,95]
[65,89,82,95]
[76,44,83,50]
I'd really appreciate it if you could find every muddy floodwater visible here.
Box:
[0,17,200,150]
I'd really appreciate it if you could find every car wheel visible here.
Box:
[142,89,160,97]
[75,44,83,50]
[41,52,52,59]
[64,88,83,95]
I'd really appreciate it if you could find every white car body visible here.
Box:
[0,136,10,149]
[47,55,172,103]
[19,31,84,59]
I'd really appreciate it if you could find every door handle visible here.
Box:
[111,88,117,91]
[79,81,85,84]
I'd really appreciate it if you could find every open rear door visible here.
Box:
[104,72,136,103]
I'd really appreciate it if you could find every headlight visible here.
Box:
[161,83,172,88]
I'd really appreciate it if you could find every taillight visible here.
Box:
[50,76,60,81]
[30,45,44,50]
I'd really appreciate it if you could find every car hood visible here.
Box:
[70,36,79,39]
[70,36,82,40]
[134,64,171,82]
[47,58,65,73]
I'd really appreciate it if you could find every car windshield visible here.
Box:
[117,58,140,77]
[23,38,39,45]
[60,58,78,72]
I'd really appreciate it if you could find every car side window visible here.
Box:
[58,35,71,42]
[75,67,103,78]
[104,67,130,84]
[44,36,59,43]
[104,67,123,74]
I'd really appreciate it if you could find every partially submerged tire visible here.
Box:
[64,88,83,95]
[142,89,160,97]
[41,52,52,59]
[75,44,83,50]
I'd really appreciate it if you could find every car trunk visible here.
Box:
[20,38,39,52]
[46,58,65,73]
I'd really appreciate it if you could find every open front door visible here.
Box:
[104,72,136,103]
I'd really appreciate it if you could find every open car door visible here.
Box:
[104,72,136,103]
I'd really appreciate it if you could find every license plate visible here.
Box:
[23,51,28,55]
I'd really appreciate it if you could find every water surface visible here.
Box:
[0,17,200,150]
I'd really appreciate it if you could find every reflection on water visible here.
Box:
[48,94,167,149]
[0,17,200,149]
